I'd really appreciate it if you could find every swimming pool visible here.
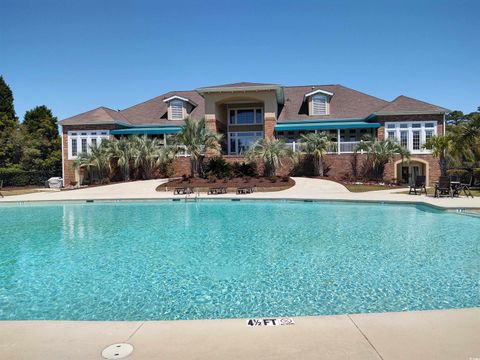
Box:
[0,200,478,320]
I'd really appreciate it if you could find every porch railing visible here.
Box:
[285,141,361,154]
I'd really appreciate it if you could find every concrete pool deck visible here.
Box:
[0,308,478,359]
[1,177,480,210]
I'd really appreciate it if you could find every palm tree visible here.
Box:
[133,135,162,179]
[73,140,111,183]
[157,145,179,178]
[245,137,292,177]
[423,135,454,176]
[356,135,410,180]
[108,137,136,181]
[300,132,331,176]
[174,117,222,177]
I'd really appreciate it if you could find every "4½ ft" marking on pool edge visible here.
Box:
[246,318,295,327]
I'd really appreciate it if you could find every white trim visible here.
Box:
[304,89,334,98]
[163,95,196,105]
[67,130,110,160]
[384,121,437,154]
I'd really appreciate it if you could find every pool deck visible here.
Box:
[0,308,478,359]
[1,177,479,210]
[1,178,479,359]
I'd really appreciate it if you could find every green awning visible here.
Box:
[275,121,380,132]
[111,127,181,135]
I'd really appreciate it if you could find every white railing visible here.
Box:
[285,141,361,154]
[284,142,304,152]
[339,141,360,153]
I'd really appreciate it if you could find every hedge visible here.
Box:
[0,168,59,187]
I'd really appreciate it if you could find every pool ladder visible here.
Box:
[184,189,199,202]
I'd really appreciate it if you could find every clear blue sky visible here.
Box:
[1,0,478,121]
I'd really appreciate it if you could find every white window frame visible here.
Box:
[384,121,437,154]
[311,95,328,115]
[228,131,264,155]
[67,130,110,160]
[228,107,263,125]
[169,99,184,120]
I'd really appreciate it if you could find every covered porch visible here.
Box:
[275,120,380,154]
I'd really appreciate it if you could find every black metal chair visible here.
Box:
[458,176,474,198]
[0,180,3,198]
[409,176,427,195]
[434,176,453,198]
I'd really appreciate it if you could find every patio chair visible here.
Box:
[208,186,227,195]
[236,186,255,194]
[408,176,427,195]
[434,176,453,198]
[0,180,3,198]
[458,176,474,198]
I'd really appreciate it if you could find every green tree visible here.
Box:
[0,76,21,167]
[300,132,331,176]
[423,135,454,176]
[245,137,292,177]
[20,105,61,174]
[0,76,16,121]
[356,135,410,180]
[174,117,222,177]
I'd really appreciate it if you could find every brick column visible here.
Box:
[264,117,276,139]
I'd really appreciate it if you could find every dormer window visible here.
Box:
[164,95,197,121]
[170,99,184,120]
[312,95,327,115]
[304,89,333,116]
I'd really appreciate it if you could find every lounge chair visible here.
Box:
[409,176,427,195]
[434,176,453,198]
[0,180,3,198]
[173,187,194,195]
[236,186,255,194]
[207,186,227,195]
[458,176,474,198]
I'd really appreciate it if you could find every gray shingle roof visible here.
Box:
[374,95,450,115]
[59,84,448,126]
[60,107,129,126]
[119,90,205,125]
[278,85,389,121]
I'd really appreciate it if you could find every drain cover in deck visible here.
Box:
[102,343,133,359]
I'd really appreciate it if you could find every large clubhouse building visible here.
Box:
[60,82,449,186]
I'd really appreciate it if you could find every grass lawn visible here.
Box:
[344,184,407,192]
[1,187,46,197]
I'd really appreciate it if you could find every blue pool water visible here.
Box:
[0,200,478,320]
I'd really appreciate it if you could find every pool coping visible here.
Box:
[1,195,480,215]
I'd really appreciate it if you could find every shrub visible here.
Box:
[0,167,58,187]
[231,161,257,177]
[204,157,232,179]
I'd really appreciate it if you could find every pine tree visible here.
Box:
[0,76,21,167]
[21,105,61,173]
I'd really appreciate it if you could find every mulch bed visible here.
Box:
[156,176,295,192]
